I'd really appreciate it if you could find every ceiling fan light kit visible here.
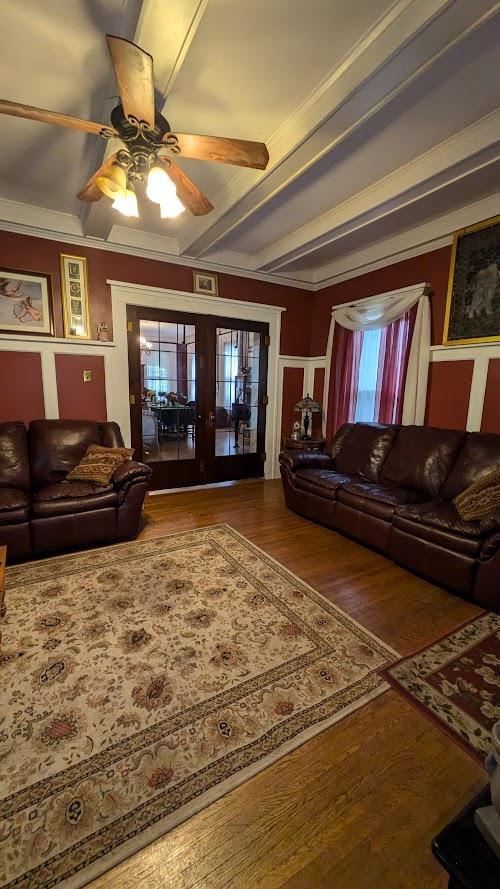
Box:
[0,35,269,220]
[112,184,139,217]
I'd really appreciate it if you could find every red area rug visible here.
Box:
[382,612,500,764]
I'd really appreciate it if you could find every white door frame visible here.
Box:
[109,280,285,479]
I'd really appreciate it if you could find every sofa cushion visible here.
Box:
[393,501,483,557]
[294,469,355,499]
[380,425,466,498]
[32,481,117,518]
[0,422,30,491]
[0,487,30,525]
[325,423,353,461]
[67,443,133,485]
[334,423,399,482]
[29,420,125,489]
[440,431,500,500]
[338,482,423,521]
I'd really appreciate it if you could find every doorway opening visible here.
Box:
[127,305,269,490]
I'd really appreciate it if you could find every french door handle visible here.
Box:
[207,411,215,428]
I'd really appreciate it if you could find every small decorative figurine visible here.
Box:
[291,421,301,441]
[475,720,500,857]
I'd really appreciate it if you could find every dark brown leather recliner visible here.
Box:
[280,423,500,610]
[0,419,152,561]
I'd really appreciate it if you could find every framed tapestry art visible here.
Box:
[60,254,91,339]
[443,215,500,345]
[0,268,54,336]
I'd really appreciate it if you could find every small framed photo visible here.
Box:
[193,270,218,297]
[60,254,90,339]
[0,268,54,336]
[443,215,500,345]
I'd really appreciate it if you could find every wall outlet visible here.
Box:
[83,370,92,382]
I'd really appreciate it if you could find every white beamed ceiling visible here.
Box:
[1,0,500,289]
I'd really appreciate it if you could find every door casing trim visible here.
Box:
[109,280,285,479]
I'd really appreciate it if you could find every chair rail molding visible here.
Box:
[108,280,285,479]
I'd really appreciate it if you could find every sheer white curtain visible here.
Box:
[324,282,430,430]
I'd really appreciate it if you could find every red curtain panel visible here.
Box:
[326,325,364,437]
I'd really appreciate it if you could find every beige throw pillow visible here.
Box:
[453,467,500,522]
[67,443,133,486]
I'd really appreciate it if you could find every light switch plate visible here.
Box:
[83,370,92,382]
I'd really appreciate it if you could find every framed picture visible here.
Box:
[443,215,500,345]
[0,268,54,336]
[193,270,218,297]
[60,254,90,339]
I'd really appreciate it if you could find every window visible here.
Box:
[354,328,382,422]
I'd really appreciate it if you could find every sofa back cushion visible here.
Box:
[29,420,124,489]
[325,423,353,460]
[441,432,500,500]
[334,423,400,482]
[381,425,466,498]
[0,422,30,490]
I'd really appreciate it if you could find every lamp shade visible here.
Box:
[294,393,321,413]
[96,163,127,199]
[112,185,139,217]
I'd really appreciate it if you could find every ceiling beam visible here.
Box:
[80,0,207,239]
[254,108,500,273]
[177,0,500,259]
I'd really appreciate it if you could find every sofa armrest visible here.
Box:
[279,449,335,472]
[479,507,500,534]
[112,460,152,488]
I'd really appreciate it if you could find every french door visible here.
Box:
[127,305,269,490]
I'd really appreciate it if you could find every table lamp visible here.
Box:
[293,394,322,439]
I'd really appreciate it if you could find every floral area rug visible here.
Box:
[0,525,396,889]
[382,612,500,764]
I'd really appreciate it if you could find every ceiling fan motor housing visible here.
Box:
[110,103,179,179]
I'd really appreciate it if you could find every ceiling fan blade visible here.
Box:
[170,132,269,170]
[106,35,155,130]
[77,153,119,202]
[0,99,116,136]
[158,157,213,216]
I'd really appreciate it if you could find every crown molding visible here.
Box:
[0,204,315,291]
[313,190,500,288]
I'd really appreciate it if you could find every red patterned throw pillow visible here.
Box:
[67,443,133,486]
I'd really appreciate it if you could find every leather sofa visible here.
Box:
[0,419,151,561]
[280,423,500,609]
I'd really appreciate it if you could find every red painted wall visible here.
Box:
[0,231,310,356]
[0,351,45,423]
[55,354,107,422]
[281,367,304,441]
[425,361,473,430]
[482,358,500,434]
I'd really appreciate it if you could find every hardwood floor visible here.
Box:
[92,479,485,889]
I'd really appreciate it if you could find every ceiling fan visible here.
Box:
[0,35,270,219]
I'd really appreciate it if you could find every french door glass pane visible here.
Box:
[215,327,259,456]
[140,320,196,463]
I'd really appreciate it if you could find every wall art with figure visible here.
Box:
[0,268,53,336]
[444,215,500,345]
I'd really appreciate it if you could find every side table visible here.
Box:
[282,437,325,451]
[432,786,499,889]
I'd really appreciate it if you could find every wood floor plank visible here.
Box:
[91,479,484,889]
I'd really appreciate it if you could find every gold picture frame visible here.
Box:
[60,254,91,339]
[193,270,219,297]
[443,214,500,346]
